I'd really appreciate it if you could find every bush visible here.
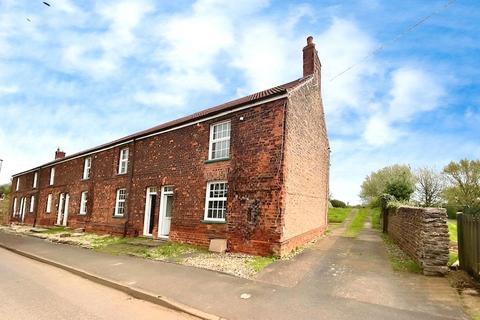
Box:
[445,206,459,219]
[330,199,347,208]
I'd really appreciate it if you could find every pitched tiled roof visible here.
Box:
[14,75,312,174]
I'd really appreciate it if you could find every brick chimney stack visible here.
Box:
[303,36,321,77]
[55,148,66,160]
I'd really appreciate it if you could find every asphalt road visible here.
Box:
[0,248,197,320]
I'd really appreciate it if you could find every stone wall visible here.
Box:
[386,206,449,276]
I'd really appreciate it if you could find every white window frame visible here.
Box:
[83,157,91,180]
[16,178,20,191]
[114,188,126,217]
[12,197,17,217]
[118,148,129,174]
[79,191,88,215]
[29,196,35,213]
[46,193,52,213]
[49,167,55,185]
[208,121,231,160]
[203,181,228,222]
[33,172,38,188]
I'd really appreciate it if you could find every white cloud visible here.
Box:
[0,85,18,95]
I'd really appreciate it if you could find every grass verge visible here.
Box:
[0,197,9,225]
[371,208,381,230]
[345,208,368,237]
[328,208,351,223]
[247,256,276,272]
[39,226,69,234]
[382,234,422,273]
[449,251,459,266]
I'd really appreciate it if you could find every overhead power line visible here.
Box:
[329,0,457,82]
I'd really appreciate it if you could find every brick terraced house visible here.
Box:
[9,37,329,256]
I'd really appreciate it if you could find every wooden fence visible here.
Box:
[457,213,480,280]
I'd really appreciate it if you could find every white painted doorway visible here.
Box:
[158,186,173,238]
[19,197,26,223]
[143,187,157,236]
[56,193,70,226]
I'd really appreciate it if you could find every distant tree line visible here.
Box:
[359,159,480,212]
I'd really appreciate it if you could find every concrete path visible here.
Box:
[0,217,468,320]
[0,248,195,320]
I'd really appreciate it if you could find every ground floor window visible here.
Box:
[204,181,228,221]
[114,188,126,217]
[29,196,35,213]
[79,191,88,215]
[46,194,52,213]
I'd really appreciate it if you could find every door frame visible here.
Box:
[56,193,65,225]
[143,187,157,236]
[56,193,69,226]
[62,194,70,226]
[158,186,174,239]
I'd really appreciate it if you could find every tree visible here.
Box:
[443,159,480,207]
[385,180,414,201]
[414,167,445,207]
[360,165,415,206]
[0,184,10,196]
[331,199,347,208]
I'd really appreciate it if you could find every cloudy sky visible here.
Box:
[0,0,478,204]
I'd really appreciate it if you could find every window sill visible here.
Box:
[112,215,125,219]
[116,173,128,176]
[201,219,226,224]
[204,157,230,164]
[81,178,90,181]
[78,213,87,216]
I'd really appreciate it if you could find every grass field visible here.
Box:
[328,207,351,223]
[448,219,457,243]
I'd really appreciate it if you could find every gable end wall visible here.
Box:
[281,78,329,255]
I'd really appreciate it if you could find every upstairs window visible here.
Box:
[118,148,129,174]
[49,167,55,185]
[46,194,52,213]
[29,196,35,213]
[33,172,38,188]
[204,181,228,221]
[79,191,88,215]
[83,157,92,180]
[209,121,230,160]
[16,178,20,191]
[114,188,126,217]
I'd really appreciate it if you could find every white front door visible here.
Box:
[158,186,173,238]
[19,197,25,222]
[143,187,157,236]
[56,193,69,226]
[56,193,64,225]
[62,194,70,226]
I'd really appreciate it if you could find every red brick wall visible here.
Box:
[9,98,288,255]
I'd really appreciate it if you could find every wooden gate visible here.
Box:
[457,212,480,280]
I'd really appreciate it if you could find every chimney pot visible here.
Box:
[307,36,314,45]
[55,148,66,160]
